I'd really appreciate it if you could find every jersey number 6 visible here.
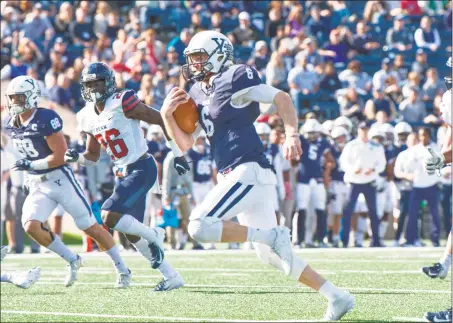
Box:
[95,128,129,159]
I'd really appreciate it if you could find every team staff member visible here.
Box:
[404,129,442,246]
[340,121,386,247]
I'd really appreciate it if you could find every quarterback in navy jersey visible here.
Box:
[3,75,131,288]
[295,119,335,248]
[160,30,353,320]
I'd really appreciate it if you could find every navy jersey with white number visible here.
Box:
[189,64,272,173]
[297,136,330,183]
[380,144,399,177]
[330,145,344,182]
[3,108,63,175]
[188,147,213,183]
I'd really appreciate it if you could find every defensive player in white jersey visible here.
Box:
[64,62,187,292]
[422,57,452,323]
[160,30,354,321]
[1,245,40,288]
[3,75,131,288]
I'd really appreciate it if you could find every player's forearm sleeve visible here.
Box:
[231,84,280,107]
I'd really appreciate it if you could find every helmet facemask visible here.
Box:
[304,132,319,143]
[6,85,40,116]
[334,135,347,149]
[182,45,233,82]
[80,68,116,104]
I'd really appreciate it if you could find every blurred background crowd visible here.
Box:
[0,0,451,252]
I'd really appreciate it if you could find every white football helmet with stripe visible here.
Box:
[5,75,41,116]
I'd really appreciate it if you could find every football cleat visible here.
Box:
[149,227,165,269]
[12,267,41,289]
[1,246,8,262]
[324,291,355,321]
[422,263,449,279]
[115,269,132,289]
[64,255,82,287]
[270,227,293,275]
[152,273,184,292]
[424,308,452,323]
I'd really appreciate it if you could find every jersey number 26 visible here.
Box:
[95,129,129,159]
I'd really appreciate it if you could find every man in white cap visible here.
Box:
[232,11,258,46]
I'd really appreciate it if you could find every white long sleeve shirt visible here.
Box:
[340,138,386,184]
[405,142,441,188]
[414,28,441,49]
[394,148,413,191]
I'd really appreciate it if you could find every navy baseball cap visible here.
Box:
[358,121,371,129]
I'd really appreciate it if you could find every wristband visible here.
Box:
[168,140,183,157]
[287,133,299,138]
[78,154,97,166]
[30,159,49,170]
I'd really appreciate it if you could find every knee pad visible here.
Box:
[187,218,223,243]
[253,243,307,281]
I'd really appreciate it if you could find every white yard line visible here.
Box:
[19,281,449,294]
[0,310,323,322]
[392,316,427,322]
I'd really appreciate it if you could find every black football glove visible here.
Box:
[64,149,79,163]
[12,159,32,171]
[174,156,190,175]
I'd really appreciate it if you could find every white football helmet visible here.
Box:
[380,123,394,146]
[5,75,41,116]
[322,120,334,136]
[301,119,322,142]
[255,122,271,135]
[183,30,234,82]
[368,126,385,144]
[331,126,349,148]
[394,121,412,146]
[333,116,353,133]
[440,89,451,126]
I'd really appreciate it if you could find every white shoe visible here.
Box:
[228,243,240,250]
[390,240,399,247]
[153,273,184,292]
[270,227,293,275]
[208,243,217,250]
[324,291,355,321]
[149,227,166,269]
[13,267,41,289]
[1,246,8,262]
[64,255,82,287]
[243,241,254,250]
[116,269,132,288]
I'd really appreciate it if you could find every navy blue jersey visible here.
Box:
[3,108,64,175]
[297,136,330,183]
[188,147,213,183]
[147,140,160,156]
[330,145,345,181]
[380,144,399,177]
[189,64,272,173]
[264,144,280,167]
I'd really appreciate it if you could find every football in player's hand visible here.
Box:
[173,96,199,134]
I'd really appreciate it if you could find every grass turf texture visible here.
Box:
[1,247,451,322]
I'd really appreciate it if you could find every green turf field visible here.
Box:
[1,247,451,322]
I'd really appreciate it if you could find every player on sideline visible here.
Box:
[3,75,130,288]
[160,30,354,321]
[64,62,187,291]
[1,246,41,288]
[421,57,452,323]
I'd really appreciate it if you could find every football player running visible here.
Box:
[422,57,452,323]
[161,30,354,321]
[1,245,40,289]
[65,62,188,292]
[3,75,130,288]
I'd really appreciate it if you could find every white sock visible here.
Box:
[133,238,153,265]
[157,260,178,280]
[114,214,157,243]
[354,231,364,245]
[133,238,177,279]
[319,281,344,301]
[441,254,452,269]
[105,245,129,274]
[247,228,276,245]
[379,221,388,239]
[47,236,78,263]
[1,272,12,283]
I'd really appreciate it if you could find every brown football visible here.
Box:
[173,96,199,134]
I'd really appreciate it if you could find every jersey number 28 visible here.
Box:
[95,129,129,159]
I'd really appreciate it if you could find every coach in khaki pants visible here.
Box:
[162,151,203,250]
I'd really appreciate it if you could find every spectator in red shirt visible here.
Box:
[401,0,423,16]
